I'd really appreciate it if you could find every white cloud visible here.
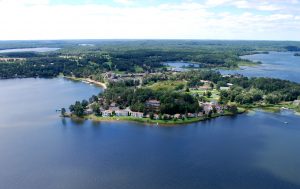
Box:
[0,0,49,6]
[0,1,299,40]
[113,0,134,5]
[232,1,250,9]
[257,5,282,11]
[205,0,233,7]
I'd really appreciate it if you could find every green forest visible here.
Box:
[1,40,300,79]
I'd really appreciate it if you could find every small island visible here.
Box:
[63,70,300,125]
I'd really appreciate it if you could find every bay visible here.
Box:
[220,51,300,83]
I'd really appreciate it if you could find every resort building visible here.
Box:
[102,110,113,117]
[145,100,161,111]
[115,110,130,117]
[131,112,144,118]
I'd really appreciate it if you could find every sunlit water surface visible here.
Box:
[0,78,300,189]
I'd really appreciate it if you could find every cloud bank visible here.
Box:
[0,0,299,40]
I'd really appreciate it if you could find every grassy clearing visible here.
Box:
[189,89,220,101]
[147,80,187,91]
[84,114,208,125]
[134,66,144,72]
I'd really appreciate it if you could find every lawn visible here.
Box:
[189,89,220,101]
[146,80,187,91]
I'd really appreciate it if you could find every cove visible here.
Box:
[220,51,300,83]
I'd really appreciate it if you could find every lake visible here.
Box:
[220,51,300,83]
[0,78,300,189]
[164,62,200,72]
[0,47,60,53]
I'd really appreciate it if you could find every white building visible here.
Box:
[131,112,144,118]
[102,110,112,117]
[115,110,130,117]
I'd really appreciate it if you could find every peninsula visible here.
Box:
[1,40,300,125]
[64,70,300,125]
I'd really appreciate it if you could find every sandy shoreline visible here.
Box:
[82,78,107,89]
[64,76,107,89]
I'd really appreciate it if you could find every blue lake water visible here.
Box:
[0,78,300,189]
[0,47,60,53]
[220,51,300,83]
[164,62,200,71]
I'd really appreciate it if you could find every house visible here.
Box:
[187,113,196,118]
[293,100,300,106]
[115,110,130,117]
[215,105,224,113]
[153,114,160,120]
[197,112,204,117]
[198,85,211,90]
[145,100,161,111]
[227,83,234,87]
[174,114,181,119]
[102,110,112,117]
[200,80,211,84]
[201,102,213,114]
[109,102,120,111]
[220,87,229,90]
[85,108,93,115]
[146,100,160,107]
[131,112,144,118]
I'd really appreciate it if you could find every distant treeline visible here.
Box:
[1,40,300,79]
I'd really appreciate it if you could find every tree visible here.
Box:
[208,110,212,117]
[70,101,85,117]
[81,100,89,109]
[206,91,212,98]
[91,103,101,115]
[61,108,66,116]
[89,95,98,103]
[250,89,263,102]
[69,104,75,112]
[228,105,238,114]
[175,84,184,90]
[150,112,154,120]
[219,90,229,104]
[212,106,217,114]
[265,94,280,104]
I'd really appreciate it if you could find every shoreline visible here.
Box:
[64,109,246,126]
[63,103,300,126]
[63,76,107,89]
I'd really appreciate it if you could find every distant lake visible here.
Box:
[164,62,200,71]
[0,78,300,189]
[220,51,300,83]
[0,47,60,53]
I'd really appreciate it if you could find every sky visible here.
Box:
[0,0,299,40]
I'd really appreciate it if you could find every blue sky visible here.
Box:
[0,0,299,40]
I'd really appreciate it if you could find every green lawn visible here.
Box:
[146,80,187,91]
[189,89,220,101]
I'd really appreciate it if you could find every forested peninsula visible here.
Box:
[1,40,300,124]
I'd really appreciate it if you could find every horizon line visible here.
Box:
[0,39,300,42]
